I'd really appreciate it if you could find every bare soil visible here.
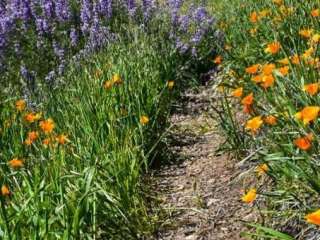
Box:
[153,85,258,240]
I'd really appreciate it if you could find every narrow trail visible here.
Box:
[154,84,257,240]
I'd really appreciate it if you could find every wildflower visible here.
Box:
[265,42,281,54]
[277,66,290,76]
[232,87,243,98]
[302,47,314,59]
[112,74,123,85]
[277,58,290,65]
[1,185,10,196]
[214,55,222,65]
[245,116,263,133]
[306,57,319,67]
[56,134,68,145]
[245,64,260,74]
[295,106,320,124]
[261,74,275,89]
[272,0,282,5]
[311,9,320,17]
[299,29,313,38]
[15,100,26,111]
[294,134,313,150]
[256,164,268,176]
[39,118,55,134]
[104,80,113,90]
[24,113,41,123]
[28,131,39,141]
[140,115,150,125]
[264,115,277,125]
[241,93,254,106]
[259,10,270,18]
[306,209,320,225]
[43,138,51,146]
[252,74,263,83]
[262,63,276,75]
[24,131,39,145]
[311,34,320,43]
[241,188,257,203]
[8,158,24,169]
[291,54,300,65]
[250,12,258,23]
[304,83,319,96]
[250,28,258,36]
[167,81,175,90]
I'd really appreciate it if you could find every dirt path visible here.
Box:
[153,85,257,240]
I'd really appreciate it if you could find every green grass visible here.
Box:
[0,27,181,239]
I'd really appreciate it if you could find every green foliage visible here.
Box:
[0,27,181,239]
[214,0,320,238]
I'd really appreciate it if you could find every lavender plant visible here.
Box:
[0,0,215,94]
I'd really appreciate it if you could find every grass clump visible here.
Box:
[0,28,185,239]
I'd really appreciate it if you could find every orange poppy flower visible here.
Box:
[245,116,263,133]
[311,9,320,17]
[15,100,26,112]
[272,0,282,5]
[28,131,39,141]
[104,80,113,90]
[264,115,277,125]
[39,118,55,134]
[259,10,270,18]
[261,74,275,89]
[241,93,254,106]
[304,83,319,96]
[232,87,243,98]
[252,74,263,83]
[241,188,257,203]
[250,12,258,23]
[56,134,68,145]
[294,134,313,150]
[24,131,39,145]
[265,42,281,54]
[24,113,41,123]
[299,29,313,38]
[256,164,269,176]
[295,106,320,124]
[312,34,320,43]
[245,64,260,74]
[140,115,150,125]
[112,74,123,85]
[167,81,175,90]
[277,66,290,76]
[262,63,276,75]
[302,47,314,59]
[214,55,222,65]
[43,138,51,146]
[277,58,290,65]
[250,28,258,36]
[8,158,24,169]
[1,185,10,196]
[306,209,320,225]
[291,55,300,65]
